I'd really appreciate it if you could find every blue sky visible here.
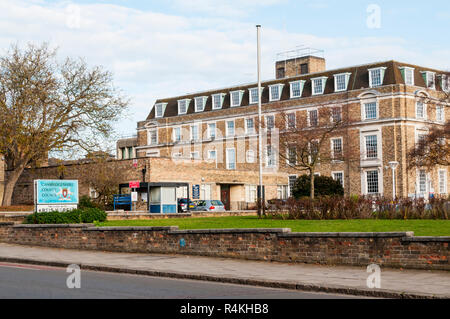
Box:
[1,0,449,141]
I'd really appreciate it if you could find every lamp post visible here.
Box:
[388,161,399,200]
[256,25,264,218]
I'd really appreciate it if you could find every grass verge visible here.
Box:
[98,216,450,236]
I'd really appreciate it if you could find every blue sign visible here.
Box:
[192,184,200,199]
[35,180,79,205]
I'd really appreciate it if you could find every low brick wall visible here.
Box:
[106,211,258,220]
[0,213,31,224]
[0,223,448,270]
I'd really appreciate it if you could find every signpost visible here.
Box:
[34,180,79,212]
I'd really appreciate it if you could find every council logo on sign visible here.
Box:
[57,188,74,201]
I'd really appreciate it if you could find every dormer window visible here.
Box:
[290,80,305,98]
[368,67,387,88]
[442,75,449,92]
[399,67,415,86]
[421,71,436,89]
[212,93,225,110]
[155,103,167,118]
[249,87,263,104]
[311,77,327,95]
[195,96,207,112]
[269,84,284,101]
[334,73,351,92]
[230,90,244,107]
[178,99,190,115]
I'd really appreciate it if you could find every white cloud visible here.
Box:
[1,0,449,138]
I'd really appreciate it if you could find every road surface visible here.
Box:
[0,262,360,299]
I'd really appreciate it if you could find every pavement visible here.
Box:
[0,243,448,299]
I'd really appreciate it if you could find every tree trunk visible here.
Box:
[310,169,315,200]
[2,165,25,207]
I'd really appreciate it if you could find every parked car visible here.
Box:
[177,198,196,212]
[193,200,226,212]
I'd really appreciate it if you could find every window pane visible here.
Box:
[313,79,323,94]
[371,69,382,87]
[309,110,318,126]
[365,135,377,158]
[367,170,379,194]
[333,172,344,186]
[231,92,240,106]
[266,116,274,130]
[291,82,301,97]
[246,118,254,133]
[416,102,424,118]
[271,85,280,100]
[419,170,427,193]
[336,74,346,91]
[287,113,296,128]
[365,102,377,119]
[227,149,236,169]
[179,100,187,113]
[332,107,342,122]
[332,138,343,159]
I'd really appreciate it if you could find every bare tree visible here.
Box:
[81,154,127,209]
[0,43,129,206]
[408,79,450,169]
[275,105,357,199]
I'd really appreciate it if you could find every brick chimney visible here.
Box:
[275,49,326,79]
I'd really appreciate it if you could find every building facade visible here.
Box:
[128,55,449,210]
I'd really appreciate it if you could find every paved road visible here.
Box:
[0,262,358,299]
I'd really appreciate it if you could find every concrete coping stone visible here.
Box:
[0,222,15,226]
[168,228,291,234]
[401,236,450,242]
[278,231,415,238]
[85,226,179,232]
[13,224,95,229]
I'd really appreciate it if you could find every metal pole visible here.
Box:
[392,168,395,200]
[256,25,263,218]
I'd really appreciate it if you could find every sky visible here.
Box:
[1,0,450,138]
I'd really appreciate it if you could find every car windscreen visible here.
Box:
[210,200,223,206]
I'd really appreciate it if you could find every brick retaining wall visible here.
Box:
[0,223,448,270]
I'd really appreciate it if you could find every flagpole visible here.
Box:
[256,25,264,217]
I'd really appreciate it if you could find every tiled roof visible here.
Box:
[146,60,447,120]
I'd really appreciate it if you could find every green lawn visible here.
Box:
[98,216,450,236]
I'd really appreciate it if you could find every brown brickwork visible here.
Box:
[0,223,448,270]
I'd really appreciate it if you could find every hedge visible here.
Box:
[24,208,107,224]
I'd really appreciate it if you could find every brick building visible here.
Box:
[4,53,449,210]
[129,54,449,209]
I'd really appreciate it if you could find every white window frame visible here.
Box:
[368,67,387,88]
[248,87,263,105]
[265,114,275,131]
[194,96,207,113]
[208,149,217,161]
[177,99,190,115]
[155,103,167,118]
[269,84,284,101]
[207,122,216,139]
[364,134,378,160]
[415,100,427,120]
[441,75,449,93]
[399,67,415,86]
[331,137,343,161]
[246,150,255,163]
[417,169,428,194]
[226,120,235,137]
[190,151,200,160]
[230,90,244,107]
[287,145,297,166]
[365,169,380,195]
[436,105,445,122]
[265,145,276,168]
[190,124,200,141]
[438,169,447,195]
[362,99,378,121]
[226,148,236,170]
[148,129,158,145]
[334,73,351,92]
[308,109,319,127]
[332,171,345,188]
[290,80,305,99]
[172,126,181,142]
[421,71,436,89]
[212,93,225,110]
[245,117,255,135]
[311,76,327,95]
[286,112,296,129]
